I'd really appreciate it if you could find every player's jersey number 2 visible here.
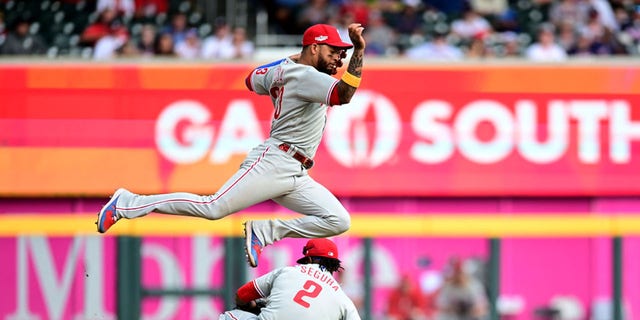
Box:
[292,280,322,308]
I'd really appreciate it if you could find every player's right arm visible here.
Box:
[336,23,365,105]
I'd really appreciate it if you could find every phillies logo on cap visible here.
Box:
[302,24,353,48]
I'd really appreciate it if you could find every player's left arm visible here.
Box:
[236,268,282,306]
[236,280,262,306]
[335,23,365,105]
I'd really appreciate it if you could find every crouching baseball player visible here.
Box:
[219,238,361,320]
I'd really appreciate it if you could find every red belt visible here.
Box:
[278,143,314,169]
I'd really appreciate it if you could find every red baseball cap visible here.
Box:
[297,238,340,263]
[302,24,353,49]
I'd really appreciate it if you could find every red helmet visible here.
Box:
[296,238,339,263]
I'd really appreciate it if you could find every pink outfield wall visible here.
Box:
[1,197,639,320]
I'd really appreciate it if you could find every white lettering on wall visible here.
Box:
[192,236,224,318]
[209,100,264,163]
[516,101,568,163]
[456,100,514,164]
[156,100,214,164]
[610,101,640,163]
[8,236,111,320]
[156,100,263,165]
[411,100,454,164]
[154,95,639,167]
[568,100,608,163]
[141,244,184,320]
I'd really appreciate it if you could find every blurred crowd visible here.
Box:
[1,0,640,61]
[0,0,255,59]
[266,0,640,61]
[383,256,490,320]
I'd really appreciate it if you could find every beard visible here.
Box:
[316,58,337,75]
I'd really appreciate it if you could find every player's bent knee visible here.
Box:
[332,211,351,235]
[199,201,234,220]
[200,208,226,220]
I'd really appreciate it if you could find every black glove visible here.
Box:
[235,299,266,316]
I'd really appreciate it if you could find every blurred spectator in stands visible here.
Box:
[297,0,336,31]
[136,24,157,57]
[394,4,423,35]
[451,6,493,41]
[387,274,431,320]
[97,0,135,20]
[620,5,640,49]
[201,19,232,59]
[567,30,596,57]
[93,20,129,60]
[81,7,118,47]
[374,0,400,31]
[465,34,493,58]
[556,20,578,52]
[524,23,568,61]
[614,5,632,31]
[590,27,627,54]
[174,27,200,59]
[332,11,355,47]
[424,0,467,17]
[364,9,397,56]
[0,12,6,38]
[340,0,370,27]
[135,0,169,20]
[434,257,488,320]
[469,0,508,17]
[119,39,141,58]
[405,31,464,61]
[579,7,608,43]
[497,32,523,57]
[266,0,305,34]
[0,16,47,55]
[588,0,618,32]
[162,12,189,45]
[217,26,254,59]
[473,0,519,33]
[154,31,176,57]
[549,0,590,30]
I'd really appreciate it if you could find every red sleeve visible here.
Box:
[236,280,262,303]
[245,70,254,92]
[328,82,340,106]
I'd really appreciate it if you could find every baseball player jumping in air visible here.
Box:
[219,238,361,320]
[96,23,366,267]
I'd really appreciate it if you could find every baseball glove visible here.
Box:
[235,299,267,315]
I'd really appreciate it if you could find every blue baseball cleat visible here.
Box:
[96,188,125,233]
[244,221,263,268]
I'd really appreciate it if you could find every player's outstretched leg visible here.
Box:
[244,221,263,268]
[96,188,127,233]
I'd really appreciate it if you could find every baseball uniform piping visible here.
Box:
[245,72,254,91]
[252,280,266,298]
[118,147,271,212]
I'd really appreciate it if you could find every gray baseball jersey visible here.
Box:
[111,57,350,248]
[253,264,360,320]
[247,57,340,158]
